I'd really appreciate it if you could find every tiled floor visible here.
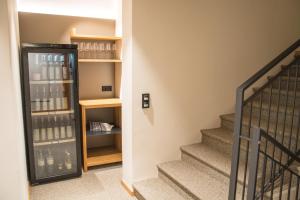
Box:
[30,165,136,200]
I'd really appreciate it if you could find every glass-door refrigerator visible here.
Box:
[20,43,82,184]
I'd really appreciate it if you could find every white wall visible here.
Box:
[121,0,133,190]
[0,0,28,199]
[122,0,300,184]
[17,0,120,20]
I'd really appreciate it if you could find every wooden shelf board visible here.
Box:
[33,138,76,147]
[79,98,121,109]
[87,128,122,136]
[71,34,121,41]
[87,146,122,167]
[31,110,74,116]
[30,80,73,85]
[79,59,122,63]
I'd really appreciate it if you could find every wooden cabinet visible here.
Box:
[71,30,122,171]
[79,98,122,171]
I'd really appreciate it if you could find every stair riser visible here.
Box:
[244,106,300,128]
[158,168,198,200]
[181,151,234,182]
[282,66,300,76]
[255,91,300,108]
[221,115,299,141]
[202,134,232,156]
[254,93,300,107]
[221,118,299,154]
[181,149,269,190]
[271,80,300,90]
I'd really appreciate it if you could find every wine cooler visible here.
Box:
[20,44,82,184]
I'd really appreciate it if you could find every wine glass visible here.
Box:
[85,42,91,59]
[98,42,105,59]
[78,42,85,59]
[91,42,97,59]
[105,42,112,59]
[112,43,117,59]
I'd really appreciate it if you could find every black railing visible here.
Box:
[228,39,300,200]
[246,128,300,200]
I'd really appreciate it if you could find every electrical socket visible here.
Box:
[102,85,112,92]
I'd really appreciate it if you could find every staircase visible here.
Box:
[133,46,300,200]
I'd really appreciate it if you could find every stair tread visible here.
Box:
[254,87,300,97]
[158,160,242,200]
[201,127,233,145]
[134,178,185,200]
[220,113,298,137]
[181,142,247,183]
[246,101,300,115]
[221,113,235,122]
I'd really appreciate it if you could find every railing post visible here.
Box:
[246,127,261,200]
[228,89,244,200]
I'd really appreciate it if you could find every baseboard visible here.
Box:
[121,179,135,196]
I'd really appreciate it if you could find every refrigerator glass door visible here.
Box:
[28,52,77,180]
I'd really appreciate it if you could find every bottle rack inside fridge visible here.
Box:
[22,45,81,184]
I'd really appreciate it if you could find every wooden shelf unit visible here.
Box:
[70,34,121,41]
[79,98,122,171]
[70,29,122,62]
[72,29,123,172]
[87,146,122,167]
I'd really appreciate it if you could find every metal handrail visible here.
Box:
[228,39,300,200]
[238,39,300,92]
[247,128,300,200]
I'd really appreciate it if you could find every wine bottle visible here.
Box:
[64,151,72,170]
[47,116,53,140]
[46,149,54,175]
[60,116,66,139]
[48,54,55,80]
[54,55,62,80]
[34,86,41,112]
[42,86,48,111]
[31,54,41,81]
[41,54,48,80]
[55,86,62,110]
[33,118,40,142]
[54,116,60,140]
[48,86,55,110]
[61,55,69,80]
[66,115,73,138]
[62,86,68,110]
[37,150,46,178]
[40,117,47,141]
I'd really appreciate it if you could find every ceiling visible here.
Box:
[17,0,120,19]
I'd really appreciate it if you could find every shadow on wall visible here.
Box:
[143,103,154,126]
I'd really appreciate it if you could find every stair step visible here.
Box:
[268,76,300,81]
[201,128,234,155]
[220,113,298,141]
[158,160,242,200]
[295,51,300,57]
[247,101,300,116]
[281,64,300,77]
[133,178,185,200]
[253,87,300,99]
[181,143,247,184]
[244,101,300,124]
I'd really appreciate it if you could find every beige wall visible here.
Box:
[0,0,28,199]
[127,0,300,182]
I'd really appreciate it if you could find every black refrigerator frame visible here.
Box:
[20,43,82,185]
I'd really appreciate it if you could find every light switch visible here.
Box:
[142,93,150,108]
